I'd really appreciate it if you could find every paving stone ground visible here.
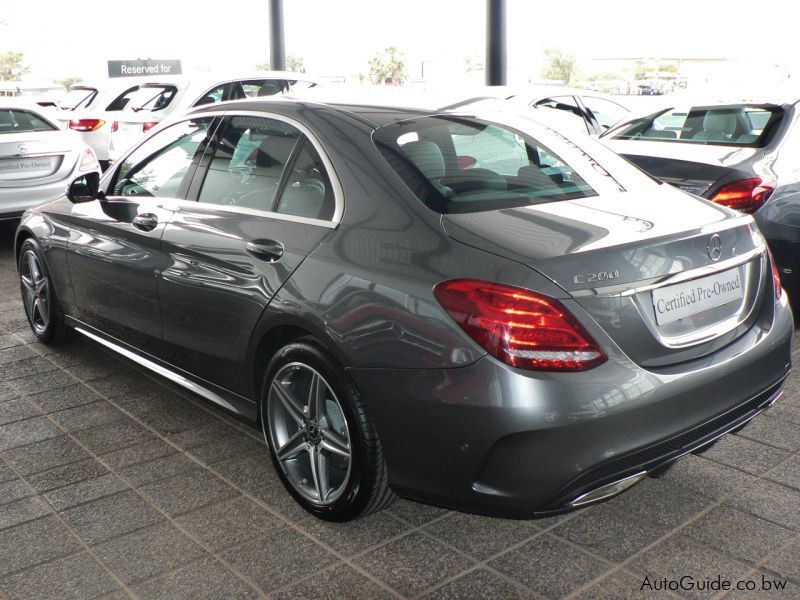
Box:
[0,221,798,599]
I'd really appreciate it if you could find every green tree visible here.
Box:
[56,77,82,91]
[540,48,576,85]
[286,54,306,73]
[255,61,271,71]
[0,51,30,81]
[368,47,407,85]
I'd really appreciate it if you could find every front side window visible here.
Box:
[198,116,301,211]
[0,109,57,133]
[374,116,596,214]
[112,118,213,197]
[610,105,783,147]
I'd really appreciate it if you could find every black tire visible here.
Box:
[18,238,72,344]
[260,337,395,521]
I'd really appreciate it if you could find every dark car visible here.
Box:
[602,101,800,299]
[16,96,792,521]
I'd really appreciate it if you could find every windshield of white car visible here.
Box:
[609,105,784,148]
[0,109,58,133]
[58,87,97,111]
[123,85,179,113]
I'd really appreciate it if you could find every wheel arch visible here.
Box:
[248,314,352,416]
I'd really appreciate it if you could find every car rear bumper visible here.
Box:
[348,293,793,518]
[0,179,70,218]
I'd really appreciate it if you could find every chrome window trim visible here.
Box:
[185,109,344,224]
[159,197,337,229]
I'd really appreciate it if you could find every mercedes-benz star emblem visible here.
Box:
[17,144,28,155]
[707,234,722,262]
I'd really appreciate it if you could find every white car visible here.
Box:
[54,79,152,169]
[107,72,317,163]
[0,100,100,219]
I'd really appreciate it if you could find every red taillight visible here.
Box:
[433,279,607,371]
[111,121,119,133]
[768,250,783,300]
[709,178,774,213]
[69,118,104,132]
[142,121,158,133]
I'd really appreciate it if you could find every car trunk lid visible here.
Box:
[605,139,761,198]
[442,186,768,367]
[0,131,76,186]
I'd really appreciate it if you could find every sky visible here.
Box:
[2,0,800,84]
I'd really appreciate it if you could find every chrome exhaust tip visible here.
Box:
[568,471,648,508]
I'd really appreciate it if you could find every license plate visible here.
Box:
[0,156,56,179]
[652,268,743,326]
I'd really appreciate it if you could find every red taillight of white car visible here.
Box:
[78,147,100,173]
[142,121,158,133]
[111,121,119,133]
[710,178,775,213]
[69,119,105,132]
[434,279,607,371]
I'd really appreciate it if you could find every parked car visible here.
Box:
[107,72,317,163]
[601,101,800,299]
[0,101,100,220]
[54,79,159,170]
[16,96,791,521]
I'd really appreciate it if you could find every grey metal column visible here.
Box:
[486,0,507,86]
[270,0,286,71]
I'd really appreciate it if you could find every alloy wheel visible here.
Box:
[20,250,49,335]
[265,362,352,506]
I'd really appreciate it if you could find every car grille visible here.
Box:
[548,379,784,508]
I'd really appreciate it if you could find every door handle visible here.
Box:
[132,213,159,232]
[246,239,284,262]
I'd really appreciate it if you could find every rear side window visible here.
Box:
[610,105,783,147]
[374,116,595,214]
[197,115,335,220]
[0,109,57,133]
[534,96,589,134]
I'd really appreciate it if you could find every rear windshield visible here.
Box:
[609,105,783,147]
[58,87,97,111]
[374,116,596,214]
[119,85,178,113]
[0,109,57,134]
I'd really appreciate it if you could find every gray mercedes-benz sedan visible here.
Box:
[15,96,793,521]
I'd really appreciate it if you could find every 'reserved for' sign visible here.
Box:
[652,268,744,326]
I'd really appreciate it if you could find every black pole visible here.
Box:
[269,0,286,71]
[486,0,507,86]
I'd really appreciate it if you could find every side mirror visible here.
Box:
[67,173,100,203]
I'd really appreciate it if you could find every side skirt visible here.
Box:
[67,317,258,422]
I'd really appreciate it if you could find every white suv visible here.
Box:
[107,72,317,163]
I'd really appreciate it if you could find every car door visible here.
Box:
[157,112,339,397]
[66,116,217,351]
